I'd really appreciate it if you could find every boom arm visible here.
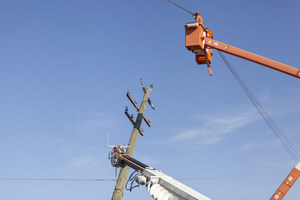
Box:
[205,38,300,78]
[270,162,300,200]
[185,21,300,78]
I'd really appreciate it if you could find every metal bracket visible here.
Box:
[204,48,213,76]
[125,107,144,136]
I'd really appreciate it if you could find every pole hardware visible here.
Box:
[125,107,144,136]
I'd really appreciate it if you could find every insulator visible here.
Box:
[186,22,199,28]
[149,183,173,200]
[150,184,163,199]
[157,190,173,200]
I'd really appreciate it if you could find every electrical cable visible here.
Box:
[0,167,290,183]
[0,168,288,182]
[217,50,300,162]
[167,0,195,16]
[218,50,300,161]
[125,171,140,192]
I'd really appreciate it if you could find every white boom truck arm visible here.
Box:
[141,167,211,200]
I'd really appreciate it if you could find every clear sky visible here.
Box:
[1,0,300,199]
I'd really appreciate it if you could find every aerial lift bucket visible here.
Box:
[185,23,213,75]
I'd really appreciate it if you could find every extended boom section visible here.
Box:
[270,162,300,200]
[204,38,300,78]
[143,167,212,200]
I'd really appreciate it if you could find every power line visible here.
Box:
[218,50,300,162]
[167,0,195,16]
[0,168,289,182]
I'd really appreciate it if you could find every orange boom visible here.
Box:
[185,13,300,78]
[270,162,300,200]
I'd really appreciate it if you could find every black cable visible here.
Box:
[218,51,298,160]
[125,171,140,192]
[167,0,195,16]
[0,168,289,182]
[218,50,300,162]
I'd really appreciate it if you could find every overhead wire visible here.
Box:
[0,168,289,182]
[217,50,300,162]
[167,0,195,16]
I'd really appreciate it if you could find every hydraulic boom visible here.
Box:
[185,13,300,78]
[270,162,300,200]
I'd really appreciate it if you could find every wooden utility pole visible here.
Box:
[111,80,154,200]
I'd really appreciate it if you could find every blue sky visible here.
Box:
[1,0,300,199]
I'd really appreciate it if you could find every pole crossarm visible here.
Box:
[127,91,151,127]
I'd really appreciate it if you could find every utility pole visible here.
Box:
[111,79,154,200]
